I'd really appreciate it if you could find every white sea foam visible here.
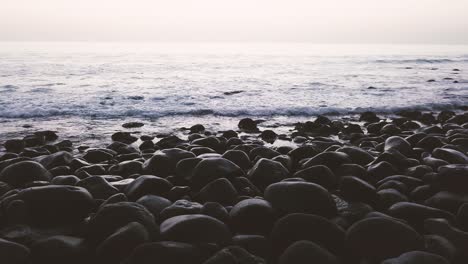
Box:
[0,42,466,121]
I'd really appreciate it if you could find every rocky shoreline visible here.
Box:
[0,110,467,264]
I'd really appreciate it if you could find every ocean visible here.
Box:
[0,42,467,145]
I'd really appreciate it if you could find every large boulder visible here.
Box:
[265,181,337,217]
[142,149,195,177]
[160,214,231,245]
[248,158,289,191]
[86,202,159,245]
[278,240,339,264]
[0,238,30,264]
[1,185,94,227]
[382,251,450,264]
[229,198,276,235]
[124,175,173,201]
[191,158,244,191]
[123,241,207,264]
[0,161,52,188]
[96,222,150,264]
[345,217,424,262]
[270,213,345,259]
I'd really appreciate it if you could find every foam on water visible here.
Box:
[0,42,466,140]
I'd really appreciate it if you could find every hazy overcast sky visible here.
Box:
[1,0,468,44]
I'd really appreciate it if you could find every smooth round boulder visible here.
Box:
[388,202,456,231]
[382,251,450,264]
[142,148,195,177]
[1,185,93,227]
[30,235,89,264]
[345,217,424,262]
[278,240,339,264]
[196,178,238,205]
[222,150,251,171]
[160,214,231,245]
[124,175,173,201]
[384,136,413,157]
[229,198,276,235]
[434,164,468,193]
[124,241,207,264]
[136,195,172,222]
[248,158,289,191]
[265,181,337,217]
[292,165,337,190]
[191,158,244,191]
[0,161,52,188]
[433,148,468,164]
[159,200,203,221]
[76,176,120,200]
[96,222,150,264]
[0,238,30,264]
[203,246,265,264]
[301,151,352,170]
[86,202,159,245]
[339,176,378,206]
[270,213,345,258]
[337,146,375,166]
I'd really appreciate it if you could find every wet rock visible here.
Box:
[292,165,337,190]
[159,200,203,221]
[433,164,468,193]
[336,146,375,166]
[4,139,25,153]
[382,251,449,264]
[203,246,265,264]
[278,240,339,264]
[136,195,171,222]
[122,122,144,128]
[87,202,159,245]
[388,202,456,231]
[191,158,244,191]
[50,175,80,185]
[109,160,143,177]
[259,130,277,143]
[0,161,52,188]
[142,148,195,177]
[377,189,408,209]
[1,185,94,227]
[96,222,150,264]
[425,191,468,214]
[270,213,345,258]
[123,241,207,264]
[248,158,289,191]
[301,151,351,169]
[222,150,251,171]
[82,149,114,163]
[0,238,30,264]
[229,198,276,235]
[160,214,231,245]
[201,202,229,222]
[385,136,413,157]
[76,176,120,199]
[196,178,238,205]
[345,217,424,261]
[238,118,259,132]
[265,181,337,217]
[433,148,468,164]
[125,175,173,201]
[30,235,88,264]
[232,235,270,260]
[112,132,138,144]
[339,176,378,206]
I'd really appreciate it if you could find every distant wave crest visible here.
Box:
[0,103,466,119]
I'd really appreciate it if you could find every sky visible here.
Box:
[1,0,468,44]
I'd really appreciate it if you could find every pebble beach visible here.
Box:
[0,110,468,264]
